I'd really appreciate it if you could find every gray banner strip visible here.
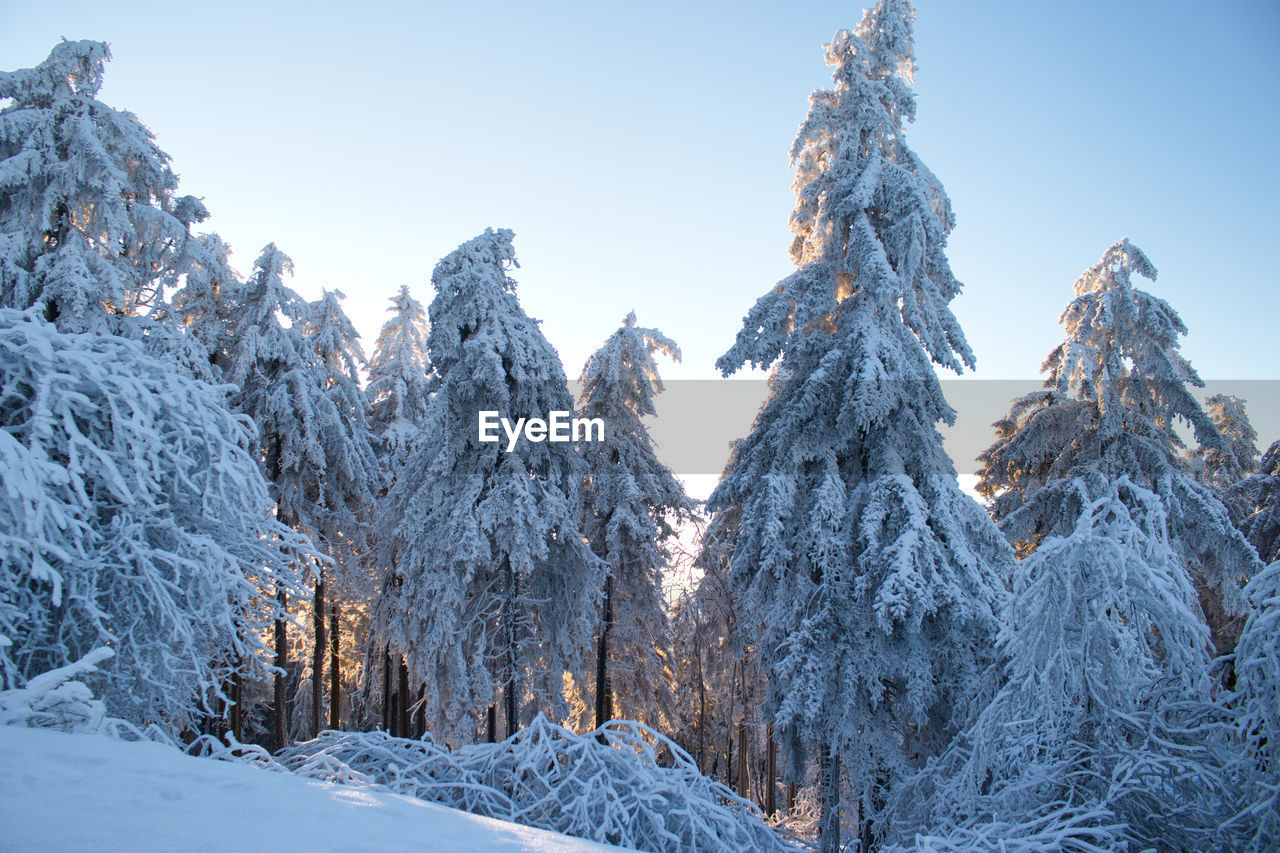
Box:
[571,380,1280,478]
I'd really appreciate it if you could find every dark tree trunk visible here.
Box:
[787,782,797,814]
[381,645,392,733]
[414,685,425,739]
[312,577,325,737]
[229,666,242,742]
[273,586,288,751]
[328,603,341,730]
[765,723,777,817]
[503,555,519,738]
[398,657,410,739]
[737,721,749,798]
[504,676,517,739]
[694,630,706,772]
[486,705,497,743]
[819,747,841,853]
[594,573,614,729]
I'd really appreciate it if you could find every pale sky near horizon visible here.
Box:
[3,0,1278,386]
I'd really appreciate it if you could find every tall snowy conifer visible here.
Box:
[366,285,432,468]
[707,4,1011,849]
[170,233,242,379]
[920,240,1265,849]
[976,240,1259,628]
[0,42,207,332]
[300,288,380,735]
[224,246,379,744]
[576,312,695,730]
[1189,394,1261,491]
[378,229,602,743]
[1226,440,1280,565]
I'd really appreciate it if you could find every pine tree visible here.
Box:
[300,288,380,735]
[1226,440,1280,565]
[170,233,242,379]
[977,240,1259,631]
[923,240,1265,849]
[707,4,1012,848]
[377,229,602,743]
[1232,557,1280,849]
[886,477,1241,850]
[0,41,207,332]
[576,312,695,731]
[366,285,432,468]
[224,246,379,745]
[1187,394,1260,492]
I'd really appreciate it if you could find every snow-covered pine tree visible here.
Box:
[1188,394,1260,491]
[366,285,432,469]
[707,3,1012,849]
[976,240,1260,642]
[362,285,431,733]
[224,246,379,745]
[1226,440,1280,565]
[575,312,695,731]
[300,288,380,735]
[885,475,1242,850]
[169,233,242,380]
[1232,557,1280,849]
[0,41,207,332]
[0,309,312,732]
[377,229,602,744]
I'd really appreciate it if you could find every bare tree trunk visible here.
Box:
[819,747,841,853]
[765,723,777,817]
[312,576,325,737]
[594,573,614,729]
[503,555,519,738]
[787,782,797,814]
[414,685,425,739]
[397,656,410,739]
[737,721,749,798]
[230,658,243,742]
[694,629,706,772]
[381,645,391,732]
[328,603,340,730]
[486,705,497,743]
[273,586,288,751]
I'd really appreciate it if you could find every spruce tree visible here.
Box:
[707,3,1012,848]
[1226,440,1280,565]
[366,285,432,468]
[300,288,380,735]
[1192,394,1260,491]
[922,240,1265,849]
[377,229,602,743]
[976,239,1259,624]
[0,41,206,332]
[224,246,378,745]
[576,312,695,730]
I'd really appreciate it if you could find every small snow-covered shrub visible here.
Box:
[0,647,112,732]
[273,715,789,853]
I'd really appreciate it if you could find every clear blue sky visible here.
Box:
[3,0,1278,381]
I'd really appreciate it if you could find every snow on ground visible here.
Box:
[0,725,625,853]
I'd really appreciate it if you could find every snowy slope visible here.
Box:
[0,726,624,853]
